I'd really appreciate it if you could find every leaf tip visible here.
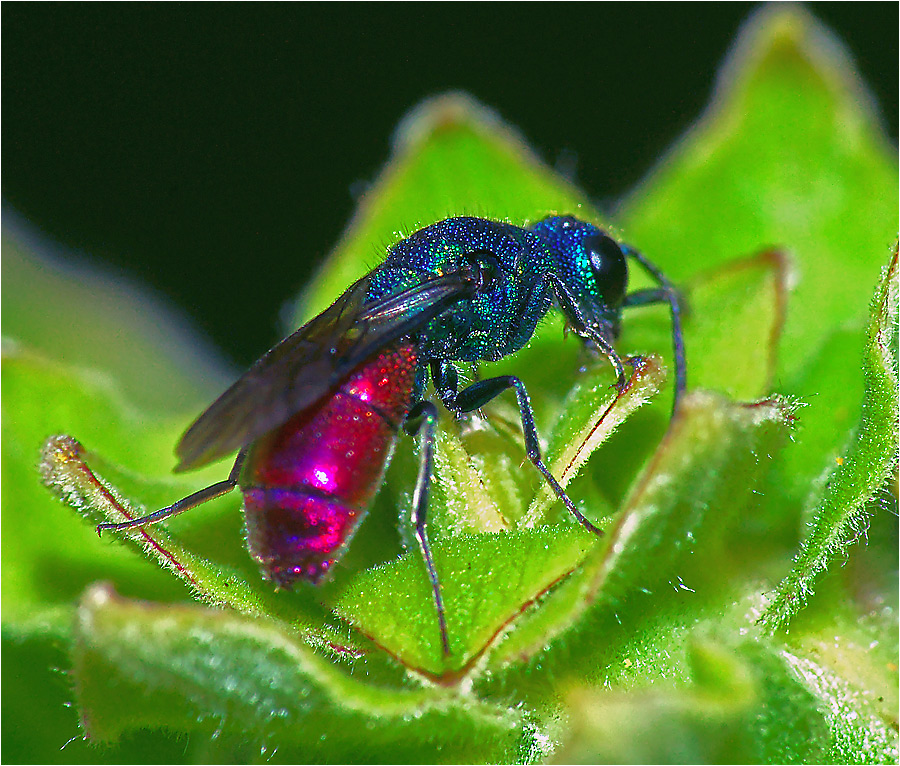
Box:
[718,3,888,130]
[40,433,89,507]
[392,91,503,153]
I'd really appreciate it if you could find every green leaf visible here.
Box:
[334,526,597,677]
[586,393,795,603]
[485,392,796,672]
[551,640,781,764]
[679,249,790,400]
[3,346,192,633]
[620,8,896,381]
[761,246,899,631]
[553,630,898,765]
[39,431,370,658]
[541,572,897,764]
[618,4,897,522]
[2,626,82,764]
[73,584,526,762]
[525,354,667,526]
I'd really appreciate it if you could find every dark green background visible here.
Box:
[3,4,897,367]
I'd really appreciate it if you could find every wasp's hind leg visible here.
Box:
[97,451,246,534]
[437,371,604,537]
[403,401,451,657]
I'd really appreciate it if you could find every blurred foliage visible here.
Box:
[3,6,897,764]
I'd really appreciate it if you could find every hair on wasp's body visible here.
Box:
[98,215,685,657]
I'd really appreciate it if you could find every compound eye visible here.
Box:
[466,251,501,293]
[585,233,627,308]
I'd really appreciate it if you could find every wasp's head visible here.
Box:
[530,215,629,345]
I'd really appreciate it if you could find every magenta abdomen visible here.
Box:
[240,342,418,586]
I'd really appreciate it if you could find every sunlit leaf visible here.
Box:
[761,246,899,631]
[73,584,526,762]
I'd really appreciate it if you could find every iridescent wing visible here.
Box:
[174,273,475,472]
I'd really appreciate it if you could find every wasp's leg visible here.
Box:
[403,401,451,657]
[430,359,459,409]
[97,451,246,534]
[430,360,488,427]
[622,287,674,308]
[546,272,628,390]
[447,375,603,536]
[622,247,687,409]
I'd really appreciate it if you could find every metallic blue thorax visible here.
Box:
[364,215,625,388]
[367,217,557,362]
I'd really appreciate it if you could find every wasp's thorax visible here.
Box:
[367,217,556,363]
